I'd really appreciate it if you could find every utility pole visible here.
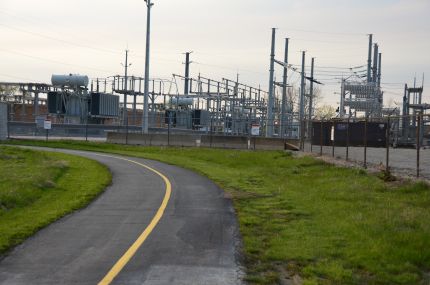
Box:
[266,28,276,137]
[372,43,379,83]
[142,0,153,134]
[122,49,132,125]
[367,34,373,83]
[281,38,289,138]
[377,53,382,87]
[308,57,315,137]
[299,51,306,137]
[184,51,192,95]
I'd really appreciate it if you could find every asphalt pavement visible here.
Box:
[0,148,243,285]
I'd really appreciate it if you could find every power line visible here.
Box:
[0,23,123,55]
[280,27,366,36]
[291,38,365,44]
[0,10,121,49]
[194,61,266,75]
[0,48,116,74]
[0,16,190,70]
[0,73,39,82]
[291,64,366,70]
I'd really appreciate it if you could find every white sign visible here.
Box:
[44,120,52,130]
[251,124,260,136]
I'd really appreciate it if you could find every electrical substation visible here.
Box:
[0,30,428,147]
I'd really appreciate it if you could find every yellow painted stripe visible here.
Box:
[89,154,172,285]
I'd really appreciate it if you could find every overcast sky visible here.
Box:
[0,0,428,107]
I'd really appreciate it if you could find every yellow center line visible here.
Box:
[84,153,172,285]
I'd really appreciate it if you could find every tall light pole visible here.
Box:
[281,38,289,138]
[266,28,276,137]
[142,0,153,134]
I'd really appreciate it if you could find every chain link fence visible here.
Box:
[301,114,430,179]
[6,112,430,180]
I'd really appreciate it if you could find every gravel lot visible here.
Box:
[304,143,430,180]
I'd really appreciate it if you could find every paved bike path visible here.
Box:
[0,148,242,284]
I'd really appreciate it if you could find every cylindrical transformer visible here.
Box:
[51,74,89,87]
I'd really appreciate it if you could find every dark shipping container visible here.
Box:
[312,121,387,147]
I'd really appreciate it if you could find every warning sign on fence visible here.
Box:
[251,124,260,136]
[44,119,52,130]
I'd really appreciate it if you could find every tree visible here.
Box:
[304,85,321,119]
[276,84,321,116]
[314,104,337,120]
[0,85,17,95]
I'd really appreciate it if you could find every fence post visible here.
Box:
[308,120,314,153]
[386,115,390,173]
[346,117,350,161]
[85,119,88,142]
[300,120,304,151]
[320,119,323,156]
[332,119,335,157]
[310,119,313,153]
[363,116,368,169]
[210,117,213,148]
[167,115,171,147]
[125,110,129,145]
[7,105,11,139]
[416,113,421,178]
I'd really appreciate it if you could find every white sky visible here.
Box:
[0,0,429,108]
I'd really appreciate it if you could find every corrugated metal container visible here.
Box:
[91,93,119,117]
[312,121,387,147]
[0,103,7,140]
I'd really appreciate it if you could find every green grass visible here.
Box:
[0,146,111,254]
[4,140,430,284]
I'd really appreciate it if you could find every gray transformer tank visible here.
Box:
[90,93,119,117]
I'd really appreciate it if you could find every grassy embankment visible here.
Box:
[0,146,111,254]
[4,140,430,285]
